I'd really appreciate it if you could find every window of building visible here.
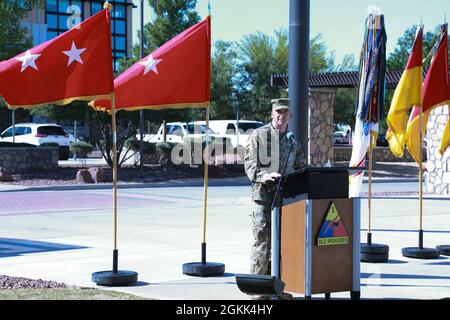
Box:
[45,0,84,37]
[91,1,128,72]
[45,1,129,72]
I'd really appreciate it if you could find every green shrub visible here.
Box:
[156,141,177,153]
[124,137,139,150]
[0,142,36,148]
[69,141,94,156]
[144,142,157,154]
[125,139,157,154]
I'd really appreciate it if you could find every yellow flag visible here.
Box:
[439,117,450,156]
[386,26,423,158]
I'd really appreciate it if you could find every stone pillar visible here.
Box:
[308,88,335,167]
[426,104,450,195]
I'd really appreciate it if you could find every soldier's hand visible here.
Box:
[263,172,281,184]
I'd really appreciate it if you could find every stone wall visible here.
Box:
[309,88,335,167]
[426,105,450,195]
[334,146,425,162]
[0,147,59,173]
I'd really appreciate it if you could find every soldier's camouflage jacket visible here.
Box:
[244,123,307,203]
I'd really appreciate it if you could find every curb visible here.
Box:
[0,178,252,192]
[0,177,420,193]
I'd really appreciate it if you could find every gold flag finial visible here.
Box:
[103,1,112,11]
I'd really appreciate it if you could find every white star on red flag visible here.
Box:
[63,41,87,66]
[15,50,41,72]
[139,54,162,75]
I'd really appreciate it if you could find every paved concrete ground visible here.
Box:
[0,182,449,300]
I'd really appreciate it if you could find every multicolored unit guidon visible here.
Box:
[349,14,387,197]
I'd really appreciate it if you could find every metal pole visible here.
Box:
[73,120,77,160]
[12,109,16,143]
[139,0,145,175]
[201,105,210,264]
[368,134,373,245]
[288,0,310,161]
[236,104,239,147]
[419,106,423,249]
[112,94,119,273]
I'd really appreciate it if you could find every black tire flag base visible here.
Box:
[436,245,450,256]
[92,270,138,286]
[183,243,225,277]
[361,234,389,263]
[183,262,225,277]
[402,247,440,259]
[92,250,138,286]
[402,231,440,260]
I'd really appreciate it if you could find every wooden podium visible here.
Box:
[276,168,360,299]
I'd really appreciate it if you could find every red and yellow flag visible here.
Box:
[0,9,114,109]
[440,114,450,155]
[438,77,450,155]
[91,16,211,112]
[386,26,423,158]
[406,24,449,163]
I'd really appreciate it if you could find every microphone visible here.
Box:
[286,132,298,146]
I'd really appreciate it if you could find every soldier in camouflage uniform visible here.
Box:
[244,98,307,276]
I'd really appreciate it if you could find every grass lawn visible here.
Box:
[0,287,150,300]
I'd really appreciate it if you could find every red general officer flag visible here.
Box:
[0,9,114,109]
[91,16,211,111]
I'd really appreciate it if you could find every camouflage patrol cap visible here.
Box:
[271,98,291,111]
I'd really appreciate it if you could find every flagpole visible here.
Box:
[402,105,438,258]
[359,13,389,263]
[202,105,210,261]
[401,24,441,260]
[12,109,16,144]
[112,94,119,270]
[92,2,138,286]
[139,0,145,176]
[418,106,423,249]
[368,134,373,246]
[182,104,225,277]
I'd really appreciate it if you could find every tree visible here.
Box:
[387,25,444,70]
[309,34,336,73]
[236,31,338,122]
[237,29,290,121]
[0,1,37,61]
[116,0,202,133]
[0,1,39,131]
[210,40,238,120]
[120,0,201,72]
[329,54,359,129]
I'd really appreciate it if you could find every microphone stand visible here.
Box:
[271,142,295,211]
[270,141,295,279]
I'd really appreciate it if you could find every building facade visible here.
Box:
[20,0,134,72]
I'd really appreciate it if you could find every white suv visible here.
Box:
[139,122,216,143]
[0,123,71,160]
[192,120,264,148]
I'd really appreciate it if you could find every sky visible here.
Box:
[132,0,450,64]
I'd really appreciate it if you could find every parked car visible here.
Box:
[192,120,264,148]
[138,122,217,144]
[0,123,70,160]
[376,133,389,147]
[333,131,351,144]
